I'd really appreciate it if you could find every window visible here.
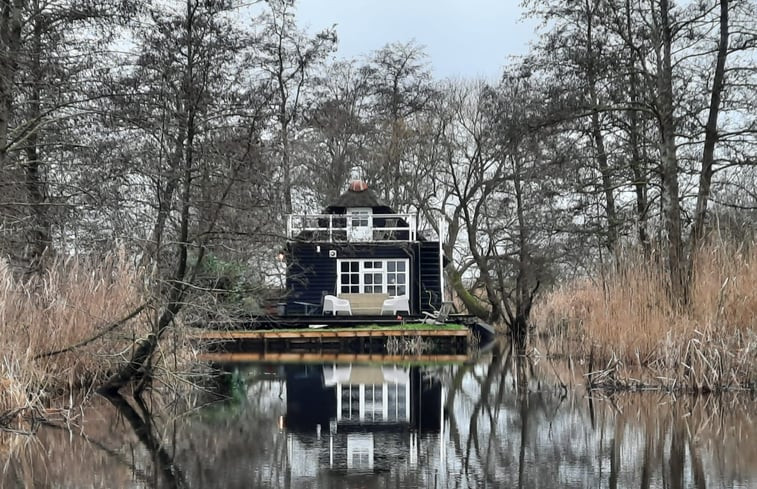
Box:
[340,261,360,293]
[386,260,407,297]
[387,382,409,421]
[340,384,360,420]
[348,208,371,227]
[337,259,409,297]
[362,261,383,293]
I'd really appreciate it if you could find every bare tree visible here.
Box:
[256,0,335,214]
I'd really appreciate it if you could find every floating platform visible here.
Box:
[195,326,471,354]
[193,314,496,356]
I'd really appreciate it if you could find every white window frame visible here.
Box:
[346,207,373,241]
[347,207,371,227]
[337,258,409,297]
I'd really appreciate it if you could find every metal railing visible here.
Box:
[286,213,417,242]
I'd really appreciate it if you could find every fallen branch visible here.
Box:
[33,302,151,360]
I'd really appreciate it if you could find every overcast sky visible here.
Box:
[296,0,537,80]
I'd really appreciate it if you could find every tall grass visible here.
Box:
[0,250,150,429]
[533,242,757,392]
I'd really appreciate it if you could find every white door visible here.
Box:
[347,208,372,241]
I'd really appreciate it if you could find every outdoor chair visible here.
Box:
[422,301,456,324]
[323,294,352,315]
[380,217,398,240]
[380,295,410,315]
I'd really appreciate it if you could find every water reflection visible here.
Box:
[2,350,756,488]
[283,364,442,483]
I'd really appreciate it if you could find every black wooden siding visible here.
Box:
[285,241,442,315]
[419,241,443,311]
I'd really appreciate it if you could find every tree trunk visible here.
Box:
[624,0,651,256]
[100,0,199,394]
[23,9,52,270]
[691,0,729,250]
[657,0,688,304]
[512,154,531,345]
[0,0,26,169]
[591,110,618,252]
[585,1,618,252]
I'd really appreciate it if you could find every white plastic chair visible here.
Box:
[323,295,352,315]
[381,295,410,315]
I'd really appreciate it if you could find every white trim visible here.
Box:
[286,213,418,242]
[439,217,445,303]
[358,384,365,421]
[336,384,342,421]
[405,382,410,422]
[336,258,409,297]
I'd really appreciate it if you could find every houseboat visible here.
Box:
[283,180,445,320]
[196,181,495,353]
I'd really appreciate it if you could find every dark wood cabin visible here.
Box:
[284,181,444,316]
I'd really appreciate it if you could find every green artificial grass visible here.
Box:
[350,322,465,331]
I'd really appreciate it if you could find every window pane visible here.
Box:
[374,274,382,284]
[397,262,405,272]
[388,286,396,296]
[365,275,373,285]
[351,286,359,293]
[351,262,359,272]
[341,262,349,272]
[398,285,406,296]
[397,275,406,284]
[387,262,395,272]
[341,285,350,293]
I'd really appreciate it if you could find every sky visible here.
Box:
[295,0,538,80]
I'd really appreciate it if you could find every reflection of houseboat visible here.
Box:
[284,181,444,318]
[325,365,411,425]
[284,364,444,478]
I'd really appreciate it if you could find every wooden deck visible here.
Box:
[191,314,494,357]
[193,326,471,355]
[198,351,470,364]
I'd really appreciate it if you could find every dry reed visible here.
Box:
[0,249,151,430]
[533,242,757,392]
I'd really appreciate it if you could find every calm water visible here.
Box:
[3,349,756,488]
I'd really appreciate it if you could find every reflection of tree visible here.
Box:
[440,350,750,489]
[1,393,191,488]
[106,394,188,489]
[5,360,754,488]
[445,343,558,486]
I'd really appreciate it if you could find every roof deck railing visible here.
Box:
[287,213,417,242]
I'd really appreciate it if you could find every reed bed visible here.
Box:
[0,250,151,431]
[533,242,757,392]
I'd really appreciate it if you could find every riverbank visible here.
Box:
[0,252,156,433]
[532,242,757,392]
